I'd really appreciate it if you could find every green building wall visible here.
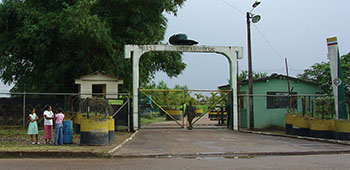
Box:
[239,76,322,129]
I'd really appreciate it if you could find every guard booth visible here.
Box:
[74,71,132,132]
[74,71,124,99]
[125,44,243,131]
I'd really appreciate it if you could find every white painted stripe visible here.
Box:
[108,130,139,154]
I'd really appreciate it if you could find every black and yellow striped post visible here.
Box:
[335,120,350,140]
[80,117,109,145]
[285,114,293,135]
[291,115,310,136]
[165,110,182,121]
[310,118,335,139]
[73,113,83,134]
[108,116,115,143]
[195,109,203,117]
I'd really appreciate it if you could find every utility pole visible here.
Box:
[247,12,254,130]
[246,0,261,130]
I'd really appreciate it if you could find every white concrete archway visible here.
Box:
[125,45,243,131]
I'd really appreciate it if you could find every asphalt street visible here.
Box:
[2,154,350,170]
[113,128,350,157]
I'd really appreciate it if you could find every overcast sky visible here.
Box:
[1,0,350,92]
[154,0,350,90]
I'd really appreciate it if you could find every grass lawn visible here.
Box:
[0,126,132,153]
[140,116,166,125]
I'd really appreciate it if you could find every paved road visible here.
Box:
[113,128,350,157]
[2,154,350,170]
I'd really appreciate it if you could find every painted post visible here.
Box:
[327,37,347,119]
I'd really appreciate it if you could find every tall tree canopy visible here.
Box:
[0,0,186,93]
[297,53,350,95]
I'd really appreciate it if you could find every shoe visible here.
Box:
[36,142,40,145]
[32,142,35,145]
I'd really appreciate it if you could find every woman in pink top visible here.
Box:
[54,108,65,145]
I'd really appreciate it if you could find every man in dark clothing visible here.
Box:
[184,101,196,130]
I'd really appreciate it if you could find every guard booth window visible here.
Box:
[266,92,297,109]
[92,84,106,97]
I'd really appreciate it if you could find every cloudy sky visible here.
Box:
[155,0,350,90]
[1,0,350,93]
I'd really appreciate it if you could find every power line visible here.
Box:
[252,25,285,62]
[221,0,245,16]
[252,24,301,73]
[220,0,303,74]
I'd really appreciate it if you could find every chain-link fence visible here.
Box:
[238,93,350,129]
[0,92,130,130]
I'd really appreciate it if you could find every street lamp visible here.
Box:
[247,0,261,130]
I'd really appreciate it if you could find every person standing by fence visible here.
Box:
[54,108,64,145]
[43,105,54,144]
[27,108,39,145]
[184,101,196,130]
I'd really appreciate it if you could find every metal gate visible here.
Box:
[139,89,232,129]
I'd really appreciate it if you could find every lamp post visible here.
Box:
[247,0,261,130]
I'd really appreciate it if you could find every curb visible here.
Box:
[0,151,107,158]
[112,150,350,159]
[239,129,350,146]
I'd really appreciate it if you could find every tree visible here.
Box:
[297,53,350,95]
[238,70,268,82]
[0,0,186,93]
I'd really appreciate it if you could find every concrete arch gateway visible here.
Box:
[124,45,243,131]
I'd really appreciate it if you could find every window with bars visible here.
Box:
[266,92,297,109]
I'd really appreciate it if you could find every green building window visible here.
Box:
[267,92,297,109]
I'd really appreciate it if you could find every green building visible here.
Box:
[220,74,322,129]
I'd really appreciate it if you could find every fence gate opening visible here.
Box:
[125,44,243,131]
[139,89,232,129]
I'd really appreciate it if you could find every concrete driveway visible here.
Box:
[113,128,350,157]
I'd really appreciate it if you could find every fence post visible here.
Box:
[322,101,325,119]
[104,97,108,118]
[64,95,67,112]
[308,96,311,113]
[302,98,305,117]
[86,98,90,119]
[128,95,132,132]
[183,90,186,129]
[331,102,334,119]
[22,92,26,128]
[311,98,314,118]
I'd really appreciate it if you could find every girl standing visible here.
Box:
[27,108,39,144]
[43,105,54,144]
[54,108,65,145]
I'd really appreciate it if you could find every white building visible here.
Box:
[75,71,123,99]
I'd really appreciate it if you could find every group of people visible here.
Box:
[27,105,65,145]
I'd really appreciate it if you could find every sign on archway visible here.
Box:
[125,45,243,130]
